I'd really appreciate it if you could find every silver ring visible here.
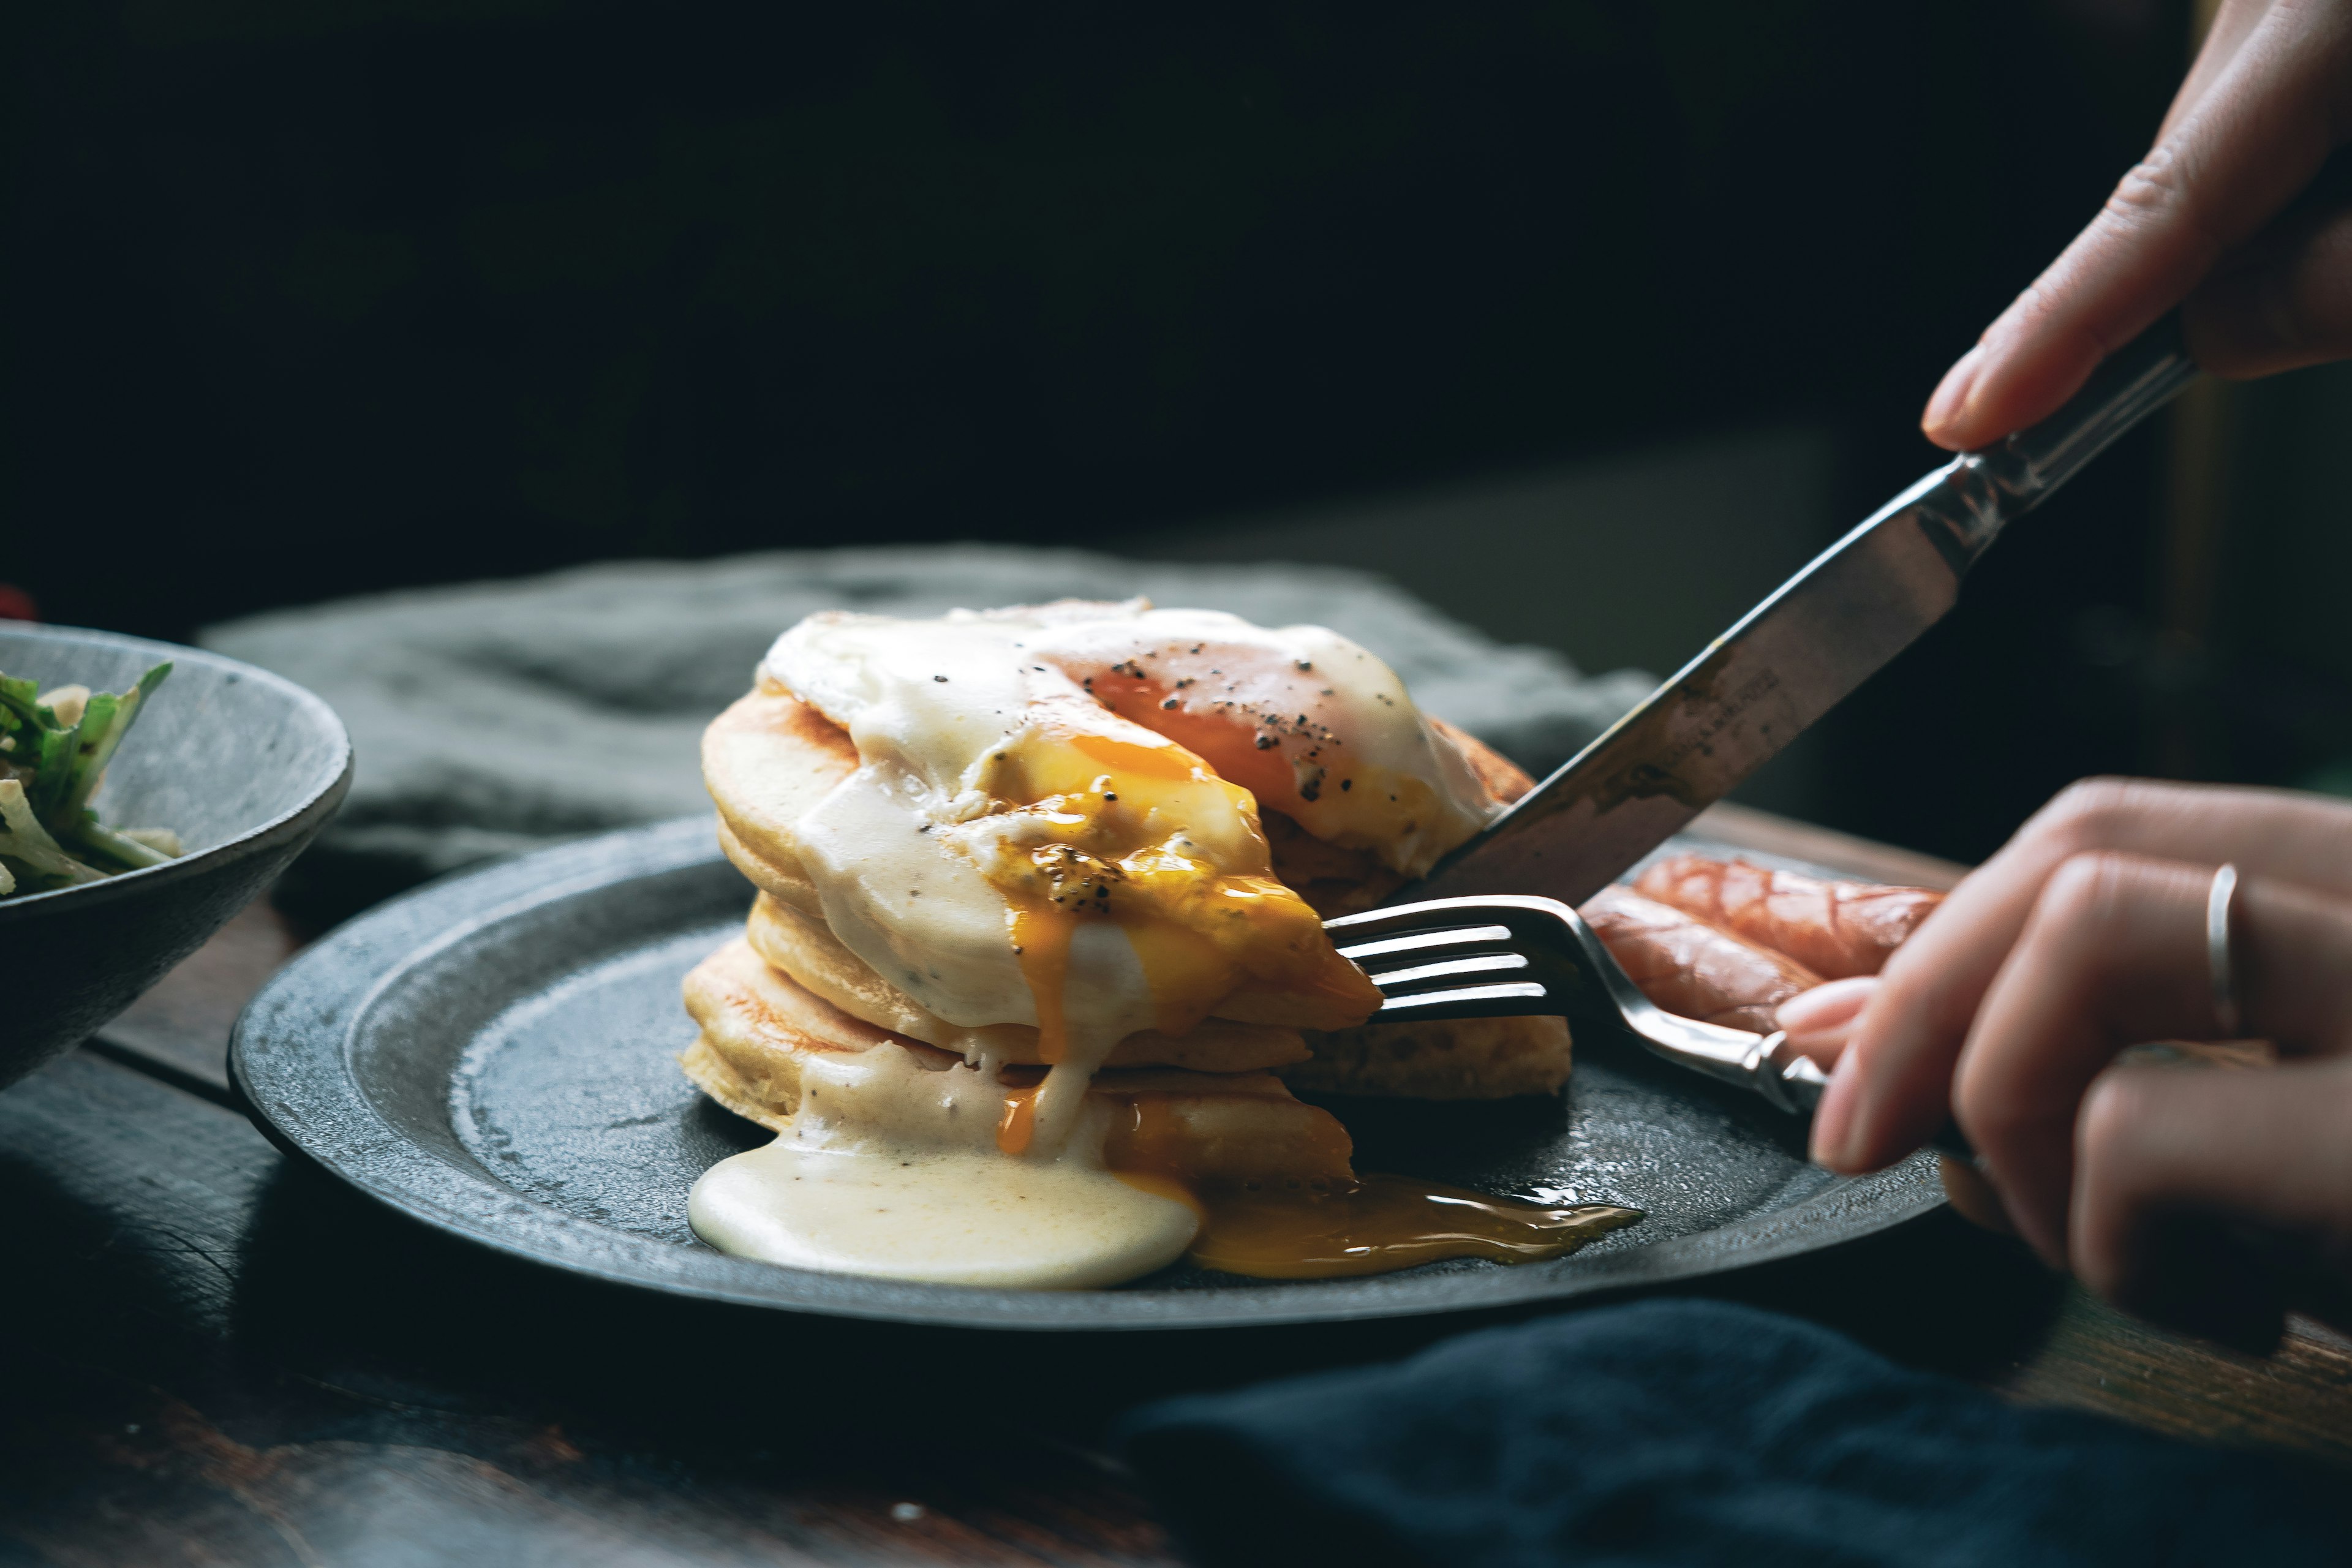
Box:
[2207,862,2240,1038]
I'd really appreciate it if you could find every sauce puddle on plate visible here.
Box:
[1122,1172,1643,1280]
[688,1040,1643,1288]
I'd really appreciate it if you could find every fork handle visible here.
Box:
[1757,1035,1977,1161]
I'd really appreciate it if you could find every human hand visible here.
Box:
[1787,780,2352,1335]
[1922,0,2352,451]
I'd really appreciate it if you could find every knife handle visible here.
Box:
[1917,317,2201,574]
[1982,313,2201,503]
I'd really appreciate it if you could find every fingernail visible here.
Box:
[1922,344,1986,447]
[1809,1046,1863,1169]
[1775,975,1878,1036]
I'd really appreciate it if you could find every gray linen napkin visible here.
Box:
[203,545,1652,921]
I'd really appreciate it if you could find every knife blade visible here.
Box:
[1408,319,2200,907]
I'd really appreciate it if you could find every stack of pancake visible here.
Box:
[685,657,1572,1194]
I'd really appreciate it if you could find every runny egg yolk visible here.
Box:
[978,715,1381,1141]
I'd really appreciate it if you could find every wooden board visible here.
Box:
[0,1050,1180,1567]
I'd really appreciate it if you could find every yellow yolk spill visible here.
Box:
[996,1082,1040,1156]
[1105,1166,1640,1281]
[1177,1178,1644,1280]
[981,719,1381,1070]
[1006,899,1077,1064]
[1099,1091,1642,1281]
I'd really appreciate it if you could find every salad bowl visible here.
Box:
[0,625,349,1088]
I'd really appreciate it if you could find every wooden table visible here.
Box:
[9,806,2350,1566]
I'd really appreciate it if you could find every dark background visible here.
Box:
[12,0,2291,865]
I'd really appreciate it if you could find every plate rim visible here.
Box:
[230,816,1945,1333]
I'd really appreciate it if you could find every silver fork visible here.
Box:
[1325,894,1833,1118]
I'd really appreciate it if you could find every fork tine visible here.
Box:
[1327,897,1579,956]
[1362,952,1529,990]
[1322,898,1515,935]
[1332,922,1513,962]
[1329,898,1562,1021]
[1373,981,1550,1013]
[1329,894,1853,1125]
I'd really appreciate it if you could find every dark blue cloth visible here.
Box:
[1117,1300,2352,1567]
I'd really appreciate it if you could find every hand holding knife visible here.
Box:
[1357,323,2201,1136]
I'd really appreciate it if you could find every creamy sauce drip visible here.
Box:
[688,1042,1200,1289]
[692,1145,1200,1290]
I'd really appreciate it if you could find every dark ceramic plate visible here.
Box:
[232,817,1941,1331]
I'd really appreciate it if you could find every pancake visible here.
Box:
[681,600,1614,1290]
[707,677,1570,1099]
[743,891,1309,1072]
[702,673,850,916]
[682,937,1354,1186]
[1284,1014,1575,1100]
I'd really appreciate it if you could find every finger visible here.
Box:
[1937,1153,2017,1238]
[2186,192,2352,377]
[1921,2,2352,450]
[1774,976,1877,1065]
[1953,854,2212,1263]
[2155,0,2272,146]
[1952,855,2352,1265]
[1815,779,2352,1172]
[2073,1057,2352,1340]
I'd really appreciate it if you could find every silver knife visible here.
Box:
[1410,320,2200,905]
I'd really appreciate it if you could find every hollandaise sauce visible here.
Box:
[687,1043,1202,1290]
[691,1145,1201,1291]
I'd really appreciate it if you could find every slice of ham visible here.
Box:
[1632,853,1943,981]
[1578,886,1823,1036]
